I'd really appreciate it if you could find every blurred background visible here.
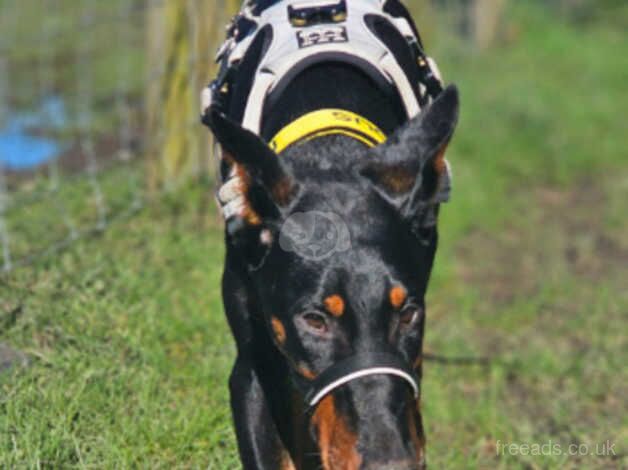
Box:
[0,0,626,468]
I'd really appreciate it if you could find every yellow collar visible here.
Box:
[269,109,387,154]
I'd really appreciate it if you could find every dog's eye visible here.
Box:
[399,305,422,327]
[302,312,329,334]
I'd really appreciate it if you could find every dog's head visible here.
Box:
[209,86,459,470]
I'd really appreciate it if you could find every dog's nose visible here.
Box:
[363,460,420,470]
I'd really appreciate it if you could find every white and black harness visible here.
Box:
[202,0,450,409]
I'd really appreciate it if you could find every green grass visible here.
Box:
[1,3,627,469]
[4,161,144,266]
[1,184,236,468]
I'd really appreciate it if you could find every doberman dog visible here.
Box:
[207,12,460,470]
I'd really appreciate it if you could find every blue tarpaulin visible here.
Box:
[0,97,66,171]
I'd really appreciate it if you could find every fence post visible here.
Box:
[471,0,507,49]
[145,0,239,192]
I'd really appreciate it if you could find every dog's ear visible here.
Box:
[359,85,459,218]
[208,110,299,224]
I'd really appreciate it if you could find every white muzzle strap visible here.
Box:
[303,352,420,409]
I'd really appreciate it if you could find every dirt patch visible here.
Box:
[0,342,28,373]
[456,181,628,305]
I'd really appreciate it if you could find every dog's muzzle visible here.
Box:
[304,352,419,409]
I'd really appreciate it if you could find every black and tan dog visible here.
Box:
[207,14,459,470]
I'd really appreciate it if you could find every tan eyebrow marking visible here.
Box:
[389,286,407,309]
[271,316,287,345]
[324,295,345,317]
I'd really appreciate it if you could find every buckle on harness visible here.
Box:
[288,0,347,27]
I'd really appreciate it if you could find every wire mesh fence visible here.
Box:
[0,0,237,272]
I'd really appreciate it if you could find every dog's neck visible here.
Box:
[260,62,406,143]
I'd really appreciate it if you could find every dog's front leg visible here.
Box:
[223,255,294,470]
[230,356,294,470]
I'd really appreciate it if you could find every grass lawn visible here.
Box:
[1,4,626,469]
